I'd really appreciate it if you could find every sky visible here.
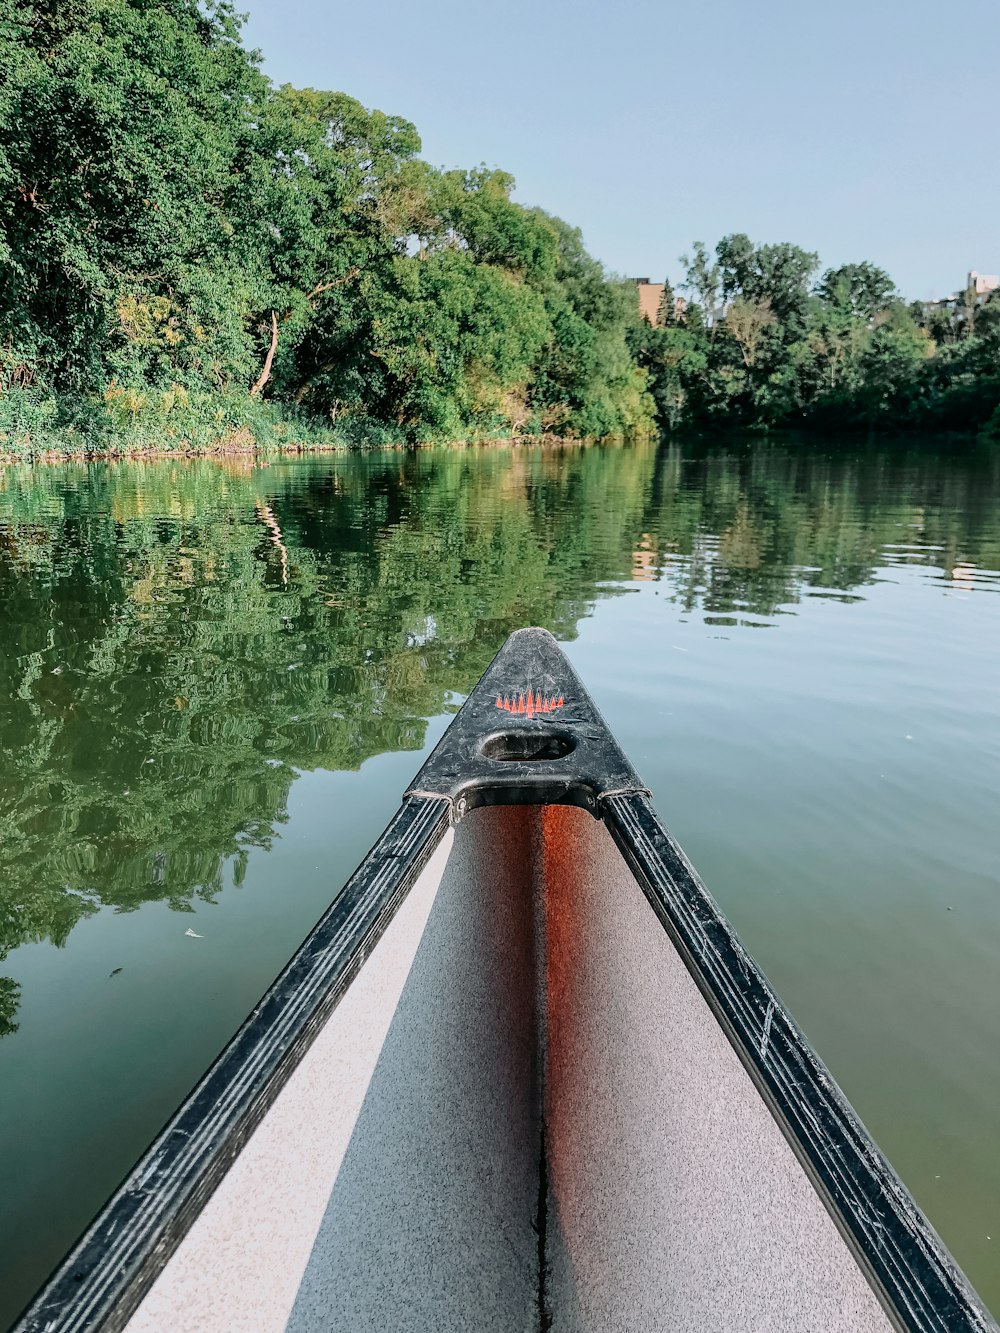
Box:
[242,0,999,301]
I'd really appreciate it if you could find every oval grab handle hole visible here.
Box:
[480,731,575,763]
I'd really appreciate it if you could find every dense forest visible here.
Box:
[0,0,652,450]
[1,0,998,451]
[635,244,1000,438]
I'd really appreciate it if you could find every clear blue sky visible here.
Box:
[242,0,999,301]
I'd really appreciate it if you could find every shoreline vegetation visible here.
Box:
[0,432,586,467]
[0,403,590,466]
[2,3,999,463]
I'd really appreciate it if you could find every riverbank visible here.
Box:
[0,436,591,466]
[4,385,995,469]
[0,390,606,464]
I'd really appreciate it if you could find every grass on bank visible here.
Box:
[0,384,653,462]
[0,385,402,461]
[0,383,643,462]
[3,383,996,465]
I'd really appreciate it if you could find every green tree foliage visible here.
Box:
[0,976,18,1037]
[2,3,996,444]
[815,262,896,320]
[528,213,654,438]
[637,234,1000,436]
[655,279,676,327]
[717,234,818,333]
[0,0,270,393]
[0,1,652,442]
[679,241,722,334]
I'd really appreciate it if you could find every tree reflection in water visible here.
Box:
[1,438,999,1031]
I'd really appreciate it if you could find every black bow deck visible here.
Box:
[406,626,648,813]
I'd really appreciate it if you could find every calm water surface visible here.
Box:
[1,439,999,1324]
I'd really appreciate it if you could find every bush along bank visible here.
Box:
[0,0,654,458]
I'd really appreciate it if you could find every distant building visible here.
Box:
[634,279,663,325]
[633,278,687,326]
[921,270,998,320]
[968,270,999,296]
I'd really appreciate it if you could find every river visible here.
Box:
[0,437,998,1324]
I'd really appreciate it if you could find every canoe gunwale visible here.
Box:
[12,796,451,1333]
[602,790,998,1333]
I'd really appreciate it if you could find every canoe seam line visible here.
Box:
[532,807,552,1333]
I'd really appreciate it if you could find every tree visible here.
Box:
[815,262,896,321]
[725,297,776,368]
[961,278,980,340]
[527,212,655,438]
[716,234,818,333]
[656,279,677,327]
[0,0,271,393]
[361,248,550,436]
[854,306,931,424]
[680,242,722,335]
[0,0,658,442]
[0,977,18,1038]
[3,2,996,443]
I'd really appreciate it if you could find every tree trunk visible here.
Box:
[250,311,279,398]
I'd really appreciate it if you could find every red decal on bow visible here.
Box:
[496,690,564,714]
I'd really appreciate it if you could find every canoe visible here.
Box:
[15,628,997,1333]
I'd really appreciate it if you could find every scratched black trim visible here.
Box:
[13,795,451,1333]
[601,790,997,1333]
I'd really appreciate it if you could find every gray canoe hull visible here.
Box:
[126,802,892,1333]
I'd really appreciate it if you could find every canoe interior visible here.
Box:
[123,803,893,1333]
